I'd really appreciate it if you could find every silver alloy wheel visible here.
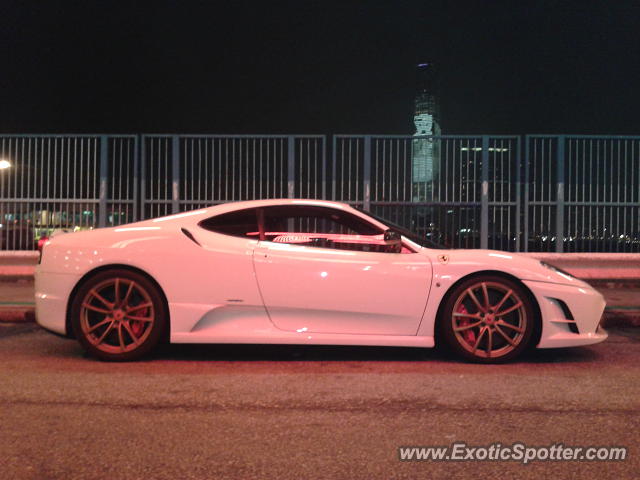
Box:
[451,281,527,359]
[79,277,156,354]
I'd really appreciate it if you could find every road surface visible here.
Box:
[0,323,638,479]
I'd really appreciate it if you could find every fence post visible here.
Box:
[132,135,139,222]
[172,136,180,214]
[140,136,146,220]
[523,136,530,252]
[480,135,489,249]
[556,136,565,253]
[98,136,108,228]
[363,136,371,211]
[287,136,295,198]
[331,136,337,200]
[321,135,327,200]
[515,136,522,251]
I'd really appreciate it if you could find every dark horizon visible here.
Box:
[2,0,639,136]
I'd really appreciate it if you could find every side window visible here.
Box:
[262,205,404,252]
[198,208,259,238]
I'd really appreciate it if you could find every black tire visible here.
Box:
[439,275,537,363]
[70,269,167,361]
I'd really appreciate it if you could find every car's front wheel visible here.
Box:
[440,275,537,363]
[70,269,167,361]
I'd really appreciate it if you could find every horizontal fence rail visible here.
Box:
[0,134,638,252]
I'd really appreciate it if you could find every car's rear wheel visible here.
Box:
[70,269,167,361]
[440,275,537,363]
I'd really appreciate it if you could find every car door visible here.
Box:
[252,205,432,336]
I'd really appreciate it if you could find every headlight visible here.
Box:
[540,261,577,279]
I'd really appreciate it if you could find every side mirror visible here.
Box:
[383,229,402,244]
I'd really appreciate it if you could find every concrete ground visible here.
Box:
[0,322,638,480]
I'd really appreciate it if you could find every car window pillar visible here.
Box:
[256,208,266,241]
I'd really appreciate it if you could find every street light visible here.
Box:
[0,159,11,169]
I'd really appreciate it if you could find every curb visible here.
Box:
[0,307,35,323]
[601,309,640,328]
[0,275,35,283]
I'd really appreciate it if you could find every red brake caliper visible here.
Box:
[457,303,476,346]
[130,307,148,337]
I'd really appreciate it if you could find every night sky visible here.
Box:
[2,0,639,135]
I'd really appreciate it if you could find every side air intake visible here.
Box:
[554,298,579,334]
[181,228,202,247]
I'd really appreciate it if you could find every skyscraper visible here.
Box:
[412,62,441,201]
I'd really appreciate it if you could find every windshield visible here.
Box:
[359,209,446,249]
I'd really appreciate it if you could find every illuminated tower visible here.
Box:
[412,62,441,201]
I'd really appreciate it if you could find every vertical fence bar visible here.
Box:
[524,136,530,252]
[287,136,295,198]
[480,135,489,249]
[98,135,108,228]
[556,136,565,253]
[321,136,327,199]
[172,136,180,213]
[515,137,522,251]
[133,136,139,221]
[140,136,146,220]
[331,136,337,200]
[363,136,371,211]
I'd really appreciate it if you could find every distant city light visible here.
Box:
[460,147,509,152]
[0,159,11,169]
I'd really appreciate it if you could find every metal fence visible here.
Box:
[0,135,137,249]
[0,134,638,252]
[526,135,640,252]
[333,135,522,251]
[140,135,327,216]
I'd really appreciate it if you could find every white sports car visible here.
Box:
[35,199,607,362]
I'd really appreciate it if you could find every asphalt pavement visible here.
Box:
[0,323,638,479]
